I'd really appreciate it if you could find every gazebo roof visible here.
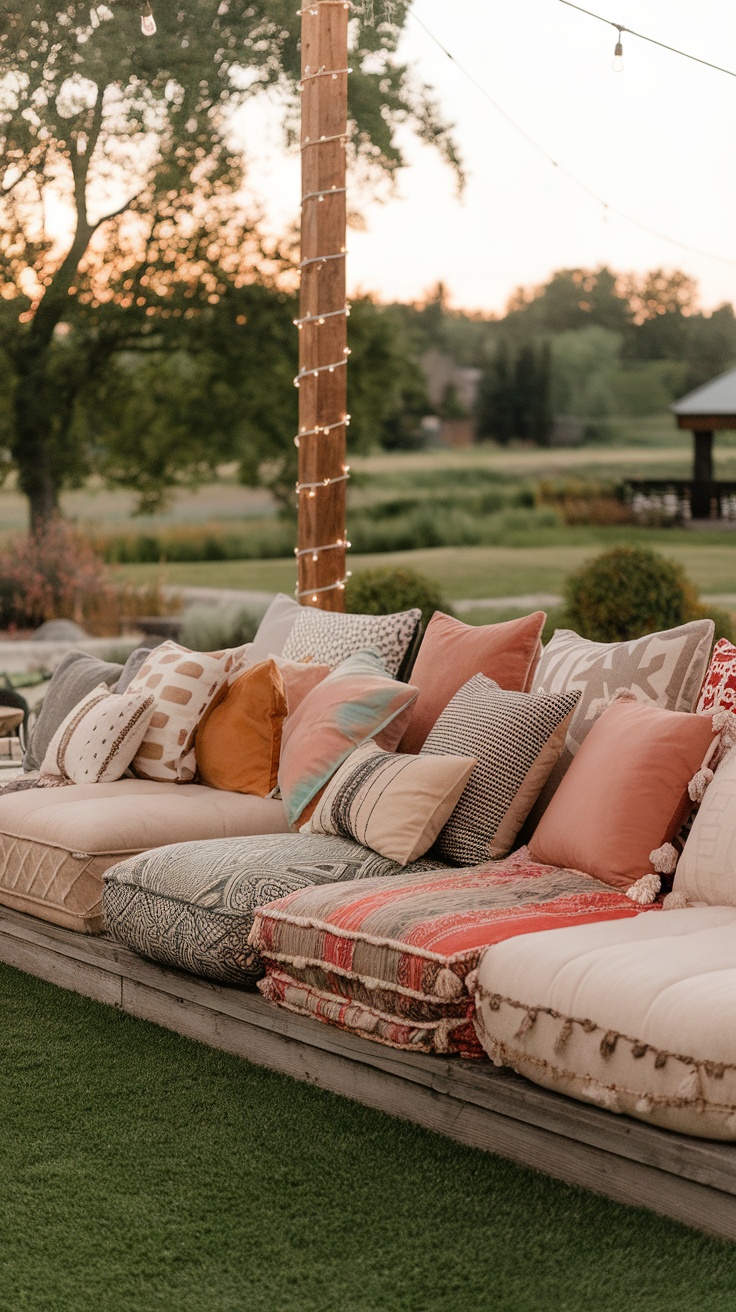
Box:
[672,368,736,417]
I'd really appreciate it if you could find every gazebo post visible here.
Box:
[295,0,350,611]
[692,430,714,520]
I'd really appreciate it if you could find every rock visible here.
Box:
[31,619,89,643]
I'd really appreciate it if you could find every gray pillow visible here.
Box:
[103,833,443,986]
[116,645,155,693]
[249,593,302,663]
[24,650,123,772]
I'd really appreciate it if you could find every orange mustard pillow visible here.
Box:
[195,658,288,796]
[528,698,718,891]
[399,610,546,754]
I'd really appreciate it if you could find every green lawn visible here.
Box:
[2,963,735,1312]
[120,537,736,601]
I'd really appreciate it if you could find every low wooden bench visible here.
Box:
[1,902,735,1242]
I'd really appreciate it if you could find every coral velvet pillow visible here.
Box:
[196,659,288,797]
[529,698,718,892]
[278,649,418,828]
[399,610,545,754]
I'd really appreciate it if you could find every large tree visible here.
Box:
[0,1,458,530]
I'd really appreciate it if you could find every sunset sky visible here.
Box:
[238,0,736,315]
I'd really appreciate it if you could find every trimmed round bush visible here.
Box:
[345,567,450,632]
[562,547,700,643]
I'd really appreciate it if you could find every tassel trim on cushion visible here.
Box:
[626,871,661,904]
[663,890,690,911]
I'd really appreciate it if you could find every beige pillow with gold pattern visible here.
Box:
[126,641,238,782]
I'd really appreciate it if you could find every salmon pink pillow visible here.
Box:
[529,698,719,893]
[399,610,545,754]
[278,649,417,828]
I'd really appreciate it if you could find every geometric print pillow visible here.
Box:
[525,620,714,829]
[421,675,580,866]
[282,606,422,678]
[125,641,236,783]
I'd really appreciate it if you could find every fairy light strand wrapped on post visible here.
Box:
[294,0,352,610]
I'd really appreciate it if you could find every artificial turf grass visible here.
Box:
[1,964,735,1312]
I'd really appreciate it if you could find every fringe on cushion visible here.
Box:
[36,773,73,788]
[434,967,463,999]
[688,767,714,803]
[712,709,736,748]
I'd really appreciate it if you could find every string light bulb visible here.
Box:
[140,2,156,35]
[612,27,624,72]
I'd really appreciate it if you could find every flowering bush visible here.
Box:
[0,522,179,635]
[0,522,111,630]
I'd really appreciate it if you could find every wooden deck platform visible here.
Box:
[1,904,735,1242]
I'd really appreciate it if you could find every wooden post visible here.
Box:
[692,430,714,519]
[296,0,350,611]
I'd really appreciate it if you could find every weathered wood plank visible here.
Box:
[119,976,736,1243]
[2,903,736,1239]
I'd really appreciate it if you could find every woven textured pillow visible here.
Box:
[674,746,736,905]
[523,620,714,831]
[303,739,476,865]
[104,832,441,986]
[126,641,237,782]
[278,649,418,827]
[399,610,546,753]
[250,849,651,1056]
[40,684,155,784]
[24,650,124,772]
[420,675,580,866]
[282,606,421,678]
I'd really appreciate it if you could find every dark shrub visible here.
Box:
[561,546,732,643]
[345,567,451,632]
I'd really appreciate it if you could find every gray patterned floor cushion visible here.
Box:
[103,833,444,986]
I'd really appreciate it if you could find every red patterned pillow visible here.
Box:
[697,638,736,715]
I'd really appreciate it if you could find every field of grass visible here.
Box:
[120,537,736,602]
[2,961,736,1312]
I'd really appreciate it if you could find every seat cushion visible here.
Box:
[103,834,442,986]
[250,848,651,1057]
[0,780,289,933]
[470,906,736,1140]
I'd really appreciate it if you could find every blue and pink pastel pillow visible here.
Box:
[278,649,417,828]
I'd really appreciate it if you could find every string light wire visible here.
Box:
[410,11,736,269]
[557,1,736,80]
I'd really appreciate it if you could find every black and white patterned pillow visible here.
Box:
[282,607,421,679]
[421,675,581,866]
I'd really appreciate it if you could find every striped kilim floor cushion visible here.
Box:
[250,848,657,1056]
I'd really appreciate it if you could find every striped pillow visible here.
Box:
[40,684,155,785]
[303,740,476,865]
[421,675,581,866]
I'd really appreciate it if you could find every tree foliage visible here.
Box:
[0,0,458,528]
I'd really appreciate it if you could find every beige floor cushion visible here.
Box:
[0,779,289,934]
[471,907,736,1140]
